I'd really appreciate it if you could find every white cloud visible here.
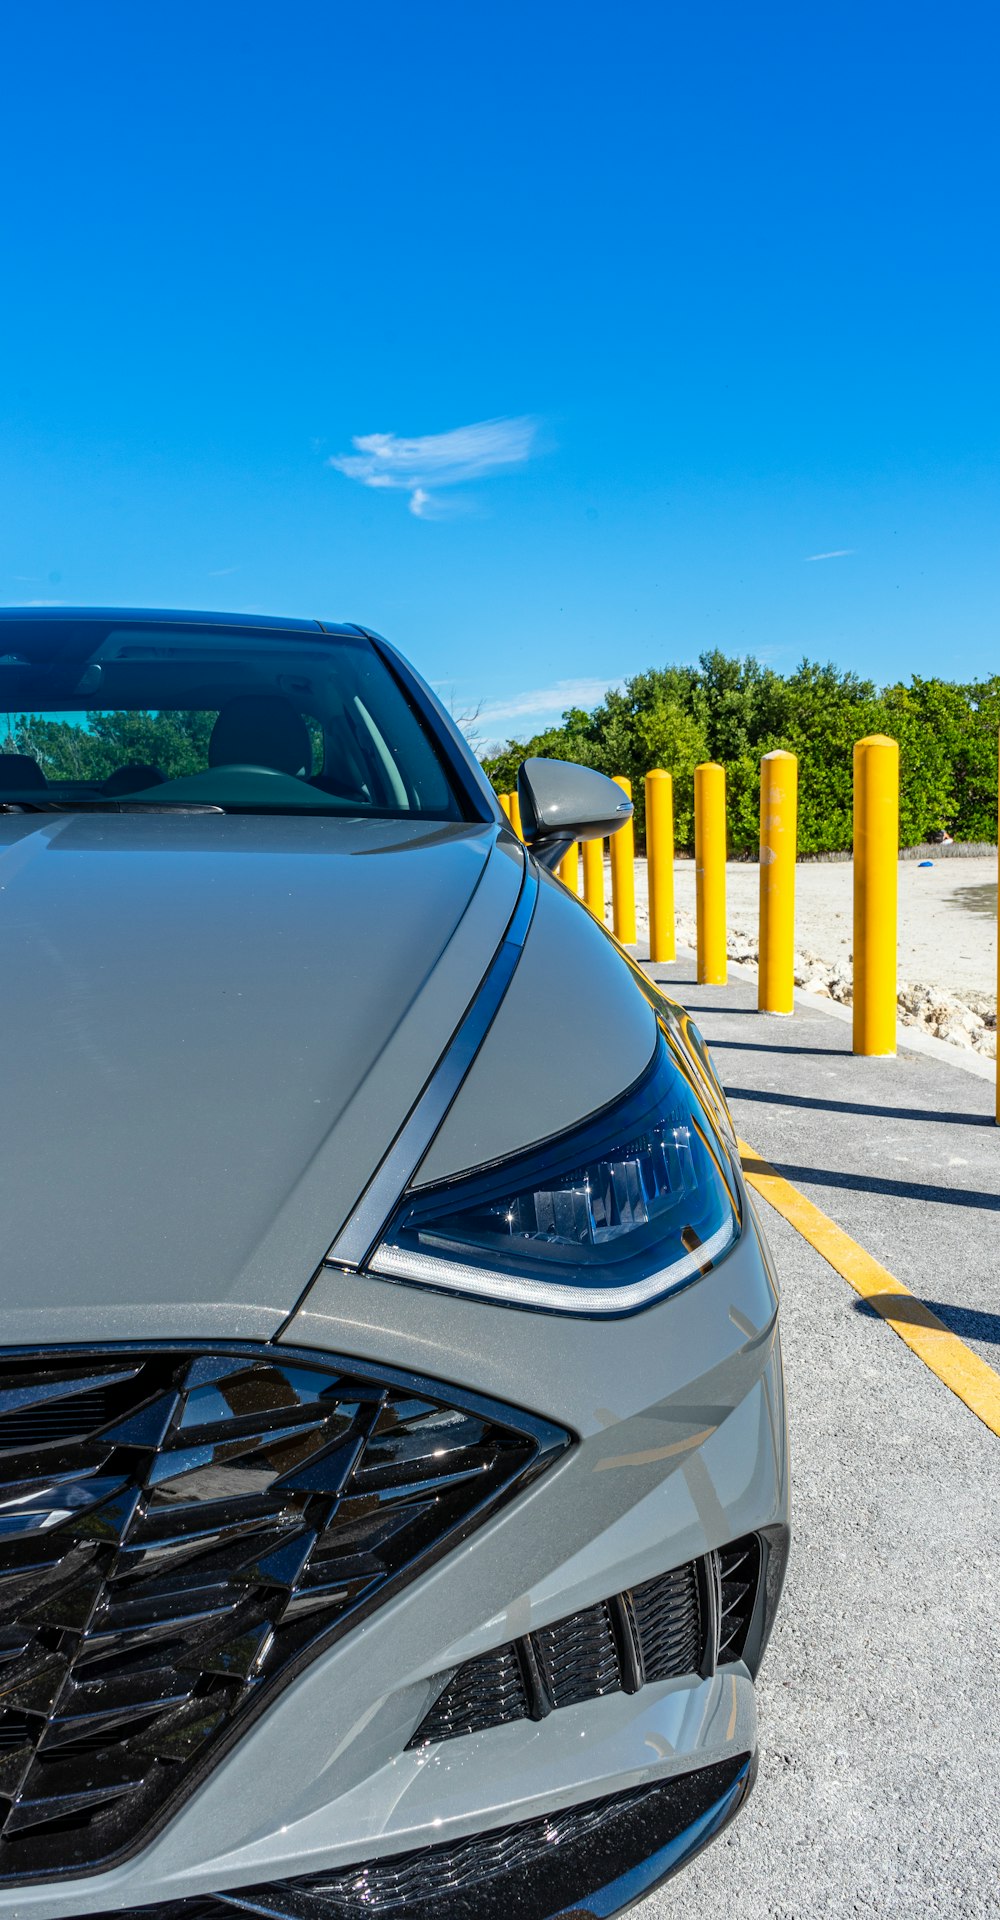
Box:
[804,549,856,561]
[208,565,240,578]
[475,676,622,729]
[328,416,538,517]
[407,486,467,521]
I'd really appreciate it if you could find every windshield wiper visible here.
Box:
[0,800,225,814]
[106,802,226,813]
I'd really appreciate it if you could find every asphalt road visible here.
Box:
[635,956,1000,1919]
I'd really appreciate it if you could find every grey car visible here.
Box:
[0,609,789,1920]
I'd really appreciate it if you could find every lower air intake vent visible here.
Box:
[0,1346,566,1882]
[412,1538,762,1747]
[98,1756,755,1918]
[717,1535,762,1662]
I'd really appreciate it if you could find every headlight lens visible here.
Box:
[369,1032,741,1315]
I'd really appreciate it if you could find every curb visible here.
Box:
[642,944,998,1087]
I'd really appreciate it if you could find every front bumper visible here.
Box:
[109,1755,757,1918]
[2,1209,788,1918]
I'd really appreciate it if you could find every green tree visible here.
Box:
[479,654,998,854]
[10,711,214,783]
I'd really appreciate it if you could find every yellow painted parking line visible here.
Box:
[738,1138,1000,1440]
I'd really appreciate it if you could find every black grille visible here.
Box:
[413,1539,761,1747]
[629,1562,704,1684]
[0,1347,566,1882]
[533,1598,621,1708]
[0,1386,120,1450]
[103,1755,754,1917]
[281,1789,658,1914]
[416,1639,530,1742]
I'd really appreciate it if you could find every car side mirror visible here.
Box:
[516,757,633,872]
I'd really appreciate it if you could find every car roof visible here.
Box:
[0,606,363,638]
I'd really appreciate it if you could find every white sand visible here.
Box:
[644,855,998,1002]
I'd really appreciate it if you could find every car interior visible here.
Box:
[0,627,463,818]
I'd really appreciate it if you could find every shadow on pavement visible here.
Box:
[707,1039,850,1058]
[854,1293,1000,1348]
[675,1002,766,1015]
[729,1085,994,1129]
[741,1155,1000,1213]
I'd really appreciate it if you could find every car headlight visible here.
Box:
[369,1030,741,1315]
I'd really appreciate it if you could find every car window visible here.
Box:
[0,621,463,818]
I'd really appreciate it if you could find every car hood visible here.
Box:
[0,812,521,1344]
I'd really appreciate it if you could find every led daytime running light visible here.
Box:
[369,1215,737,1314]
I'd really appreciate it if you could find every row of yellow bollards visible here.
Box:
[502,730,999,1118]
[499,733,904,1058]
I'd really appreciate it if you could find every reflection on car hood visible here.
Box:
[0,812,520,1343]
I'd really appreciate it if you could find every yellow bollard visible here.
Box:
[610,776,636,944]
[645,770,676,962]
[582,837,605,920]
[758,750,797,1013]
[853,734,899,1055]
[509,788,524,841]
[694,762,727,984]
[497,792,511,823]
[558,841,580,894]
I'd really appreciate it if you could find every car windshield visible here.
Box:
[0,618,463,818]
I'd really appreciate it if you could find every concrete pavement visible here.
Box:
[634,952,1000,1919]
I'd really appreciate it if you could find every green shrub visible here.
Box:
[480,655,1000,854]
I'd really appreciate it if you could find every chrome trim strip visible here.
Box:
[326,857,539,1270]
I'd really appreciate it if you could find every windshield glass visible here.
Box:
[0,619,463,818]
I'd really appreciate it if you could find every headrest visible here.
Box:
[208,696,311,777]
[102,764,166,796]
[0,754,46,791]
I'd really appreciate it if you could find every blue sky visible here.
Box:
[2,2,998,741]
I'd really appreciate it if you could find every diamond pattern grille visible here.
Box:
[0,1347,564,1883]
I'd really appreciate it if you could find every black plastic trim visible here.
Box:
[740,1522,790,1678]
[608,1591,644,1695]
[697,1551,720,1680]
[517,1633,554,1721]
